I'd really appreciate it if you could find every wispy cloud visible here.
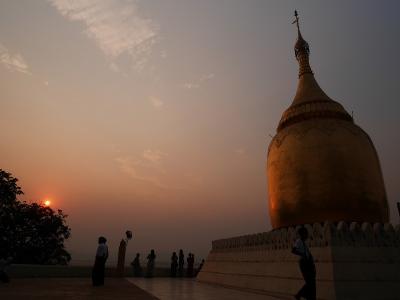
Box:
[183,82,200,90]
[48,0,158,71]
[114,149,171,189]
[143,149,167,163]
[183,73,215,90]
[234,148,246,155]
[202,73,215,81]
[109,62,120,73]
[114,156,166,189]
[149,96,163,109]
[184,173,204,186]
[160,50,167,59]
[0,43,31,74]
[114,149,199,191]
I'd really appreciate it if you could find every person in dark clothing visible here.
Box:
[0,257,12,283]
[186,253,194,277]
[178,249,184,277]
[196,259,205,276]
[170,252,178,277]
[92,236,109,286]
[131,253,142,277]
[146,249,156,278]
[292,227,316,300]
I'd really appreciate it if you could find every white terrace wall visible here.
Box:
[197,221,400,300]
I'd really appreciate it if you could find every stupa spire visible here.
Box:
[293,10,313,77]
[276,11,353,131]
[289,10,334,107]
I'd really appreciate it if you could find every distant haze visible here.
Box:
[0,1,399,264]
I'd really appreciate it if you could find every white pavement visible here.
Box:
[127,278,293,300]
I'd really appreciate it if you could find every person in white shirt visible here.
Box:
[292,227,316,300]
[92,236,109,286]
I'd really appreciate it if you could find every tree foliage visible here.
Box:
[0,169,71,264]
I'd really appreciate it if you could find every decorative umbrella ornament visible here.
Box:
[125,230,133,243]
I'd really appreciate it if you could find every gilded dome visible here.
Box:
[266,16,389,228]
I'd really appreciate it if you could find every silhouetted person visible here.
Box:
[170,252,178,277]
[0,257,12,283]
[178,249,184,277]
[292,227,316,300]
[196,259,205,276]
[186,253,194,277]
[131,253,142,277]
[146,249,156,278]
[92,236,109,286]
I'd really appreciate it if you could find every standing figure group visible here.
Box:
[186,252,195,277]
[130,249,156,277]
[91,237,204,284]
[170,249,199,278]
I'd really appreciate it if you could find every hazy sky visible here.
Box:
[1,0,399,264]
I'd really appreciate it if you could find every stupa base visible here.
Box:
[197,221,400,300]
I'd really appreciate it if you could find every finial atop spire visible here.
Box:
[292,10,312,77]
[293,10,300,34]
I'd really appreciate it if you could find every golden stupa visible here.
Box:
[267,12,389,229]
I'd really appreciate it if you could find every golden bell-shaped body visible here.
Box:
[267,26,389,229]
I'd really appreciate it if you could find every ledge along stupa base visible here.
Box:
[198,12,400,300]
[197,221,400,299]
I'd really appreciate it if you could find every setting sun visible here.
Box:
[43,199,51,207]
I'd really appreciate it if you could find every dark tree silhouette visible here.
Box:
[0,169,71,264]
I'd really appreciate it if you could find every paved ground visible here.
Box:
[0,278,159,300]
[1,277,293,300]
[128,278,293,300]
